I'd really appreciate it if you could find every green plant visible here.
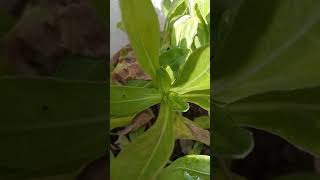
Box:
[213,0,320,179]
[110,0,210,179]
[161,0,210,52]
[0,2,108,179]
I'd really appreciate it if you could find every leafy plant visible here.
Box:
[213,0,320,179]
[161,0,210,51]
[0,2,108,179]
[110,0,210,179]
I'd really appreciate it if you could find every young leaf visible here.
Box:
[119,0,160,78]
[172,46,210,94]
[0,77,107,177]
[162,0,173,17]
[162,0,188,48]
[194,0,210,18]
[159,48,190,79]
[111,103,175,180]
[182,89,210,112]
[157,155,210,180]
[165,0,188,28]
[155,67,172,93]
[226,87,320,156]
[193,3,210,48]
[167,91,189,112]
[110,86,162,116]
[171,15,198,49]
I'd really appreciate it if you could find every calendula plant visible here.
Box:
[161,0,210,52]
[110,0,210,179]
[213,0,320,179]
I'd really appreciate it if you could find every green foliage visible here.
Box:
[162,0,210,52]
[182,90,210,112]
[119,0,160,79]
[213,105,254,159]
[214,0,320,178]
[157,155,210,180]
[111,104,175,180]
[167,91,190,112]
[110,86,162,116]
[172,46,210,94]
[111,0,210,179]
[0,77,107,178]
[0,2,109,179]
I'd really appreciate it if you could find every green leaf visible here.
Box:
[159,48,190,79]
[214,0,320,103]
[194,0,210,18]
[119,0,160,78]
[167,91,189,112]
[155,67,172,93]
[182,89,210,111]
[226,87,320,156]
[190,142,204,155]
[273,172,320,180]
[172,46,210,94]
[128,127,146,141]
[111,103,175,180]
[110,86,162,116]
[213,105,254,159]
[193,3,210,48]
[126,80,152,87]
[0,77,107,177]
[165,0,188,27]
[193,116,210,129]
[162,0,173,17]
[157,155,210,180]
[171,15,198,49]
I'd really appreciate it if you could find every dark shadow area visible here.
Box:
[232,129,316,180]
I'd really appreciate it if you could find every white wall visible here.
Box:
[110,0,165,58]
